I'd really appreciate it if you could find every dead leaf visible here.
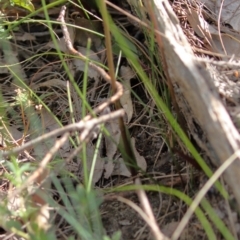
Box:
[14,32,36,41]
[82,143,105,184]
[29,108,69,159]
[215,0,240,32]
[162,222,179,237]
[104,118,121,179]
[211,33,240,56]
[185,8,223,54]
[132,137,147,172]
[112,138,147,177]
[0,59,9,74]
[45,25,75,52]
[73,46,101,80]
[105,119,121,160]
[198,0,215,13]
[199,0,240,32]
[6,126,23,142]
[186,9,213,39]
[120,66,135,123]
[32,78,82,122]
[74,18,103,50]
[112,157,130,177]
[104,160,115,179]
[189,2,240,56]
[40,108,60,133]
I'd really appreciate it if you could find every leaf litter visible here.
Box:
[1,0,240,239]
[0,2,194,238]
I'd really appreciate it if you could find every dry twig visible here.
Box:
[1,109,124,158]
[57,6,123,118]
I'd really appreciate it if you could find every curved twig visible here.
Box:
[57,6,123,118]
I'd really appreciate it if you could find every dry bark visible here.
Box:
[151,0,240,207]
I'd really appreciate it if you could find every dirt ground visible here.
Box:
[99,123,208,240]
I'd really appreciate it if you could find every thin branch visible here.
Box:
[21,132,69,191]
[1,109,125,158]
[5,109,124,200]
[7,133,69,202]
[135,178,169,240]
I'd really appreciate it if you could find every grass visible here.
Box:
[0,0,237,239]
